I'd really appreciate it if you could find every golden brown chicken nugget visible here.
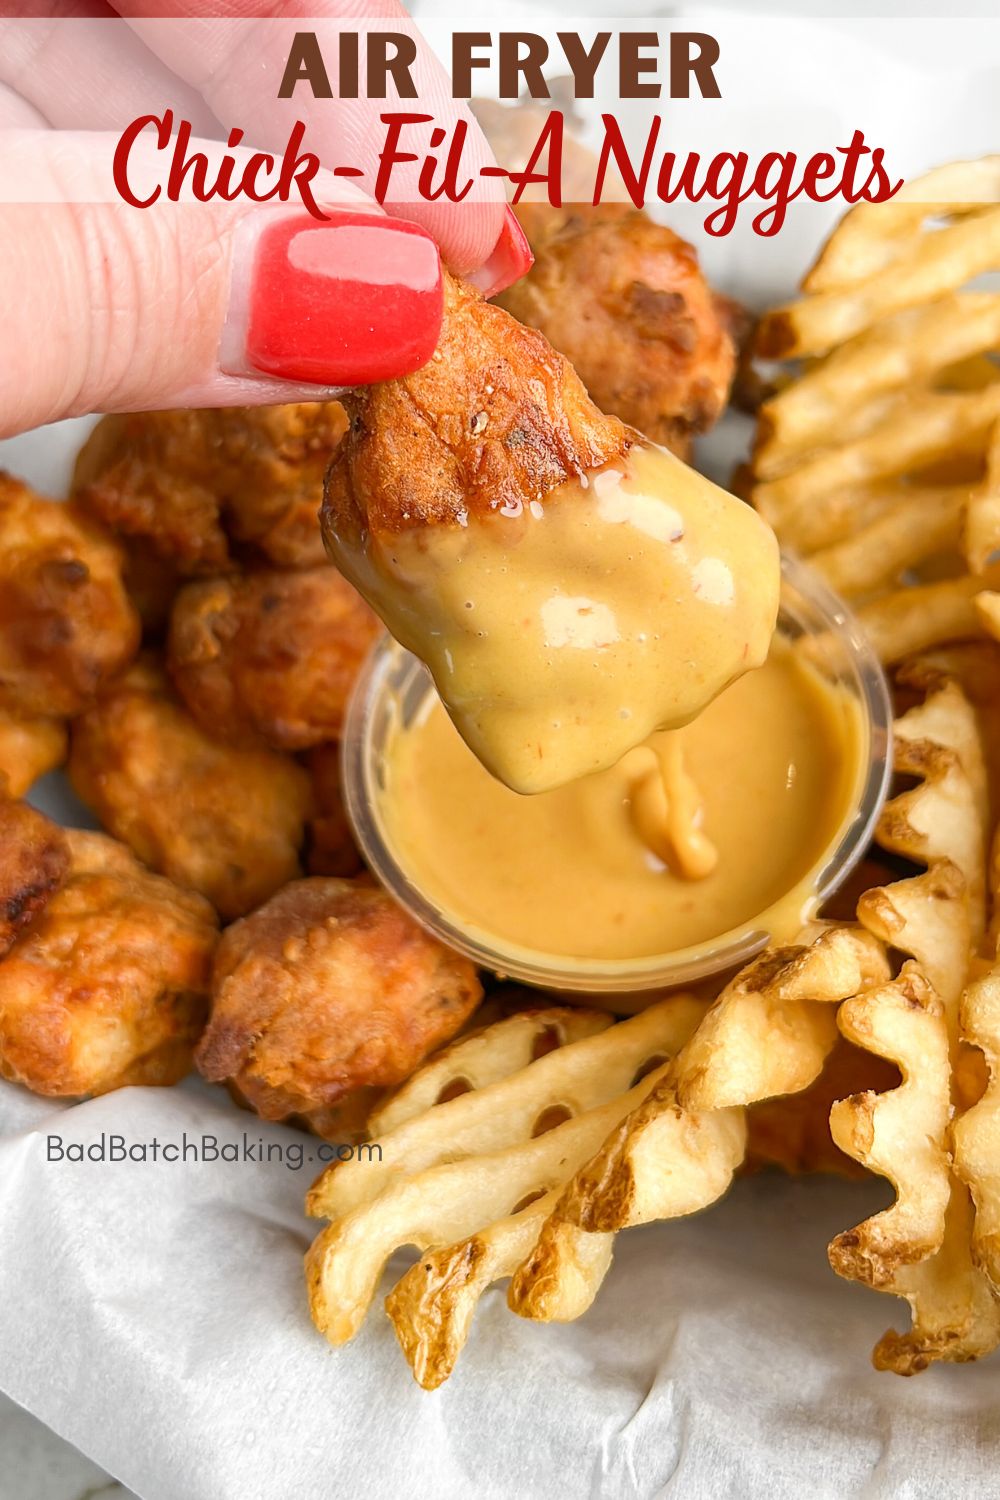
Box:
[0,825,217,1097]
[196,879,482,1123]
[68,657,311,920]
[497,208,736,455]
[167,567,381,751]
[0,473,139,718]
[73,403,348,576]
[0,710,67,798]
[0,799,70,956]
[303,744,364,878]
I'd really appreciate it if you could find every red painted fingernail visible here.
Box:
[236,212,443,386]
[466,207,534,299]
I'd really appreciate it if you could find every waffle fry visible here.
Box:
[505,927,884,1329]
[829,964,951,1279]
[368,1005,613,1137]
[308,998,702,1221]
[828,674,1000,1371]
[305,997,703,1352]
[748,157,1000,665]
[953,965,1000,1292]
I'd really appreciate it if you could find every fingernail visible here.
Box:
[223,212,443,387]
[466,207,534,299]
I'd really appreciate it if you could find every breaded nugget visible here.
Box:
[323,272,632,542]
[0,799,70,955]
[0,710,66,797]
[196,878,482,1124]
[167,567,381,751]
[0,821,217,1097]
[471,101,736,453]
[68,656,311,920]
[73,402,348,576]
[0,473,139,717]
[497,207,736,456]
[303,743,364,878]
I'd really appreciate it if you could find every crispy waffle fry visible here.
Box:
[828,675,1000,1370]
[368,1006,612,1137]
[507,1080,743,1322]
[753,294,1000,475]
[505,927,883,1331]
[746,1037,900,1178]
[306,997,703,1351]
[829,964,951,1278]
[675,926,888,1111]
[953,965,1000,1291]
[308,998,702,1221]
[748,159,1000,665]
[852,564,1000,666]
[386,1190,564,1390]
[810,484,968,600]
[754,386,1000,523]
[964,425,1000,572]
[803,159,1000,293]
[306,1060,672,1347]
[757,206,1000,358]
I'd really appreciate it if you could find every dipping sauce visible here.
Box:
[379,638,864,963]
[329,443,779,794]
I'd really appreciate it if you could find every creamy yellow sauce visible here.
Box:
[379,639,865,962]
[334,443,780,793]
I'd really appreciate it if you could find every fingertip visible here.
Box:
[465,207,534,298]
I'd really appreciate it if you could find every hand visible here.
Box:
[0,1,531,438]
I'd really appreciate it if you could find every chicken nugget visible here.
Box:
[0,821,217,1097]
[0,473,139,717]
[497,207,736,456]
[0,710,66,797]
[0,799,70,955]
[68,656,311,920]
[73,402,348,576]
[196,879,482,1128]
[303,744,364,878]
[167,567,381,751]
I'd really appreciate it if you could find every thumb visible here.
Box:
[0,129,446,438]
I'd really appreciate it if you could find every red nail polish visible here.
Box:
[466,207,534,299]
[244,213,443,386]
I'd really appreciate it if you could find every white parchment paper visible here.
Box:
[2,15,1000,1497]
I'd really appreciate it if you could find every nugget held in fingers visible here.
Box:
[73,403,348,576]
[167,567,381,751]
[196,879,482,1124]
[68,657,311,920]
[0,473,139,717]
[0,823,216,1097]
[322,272,778,793]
